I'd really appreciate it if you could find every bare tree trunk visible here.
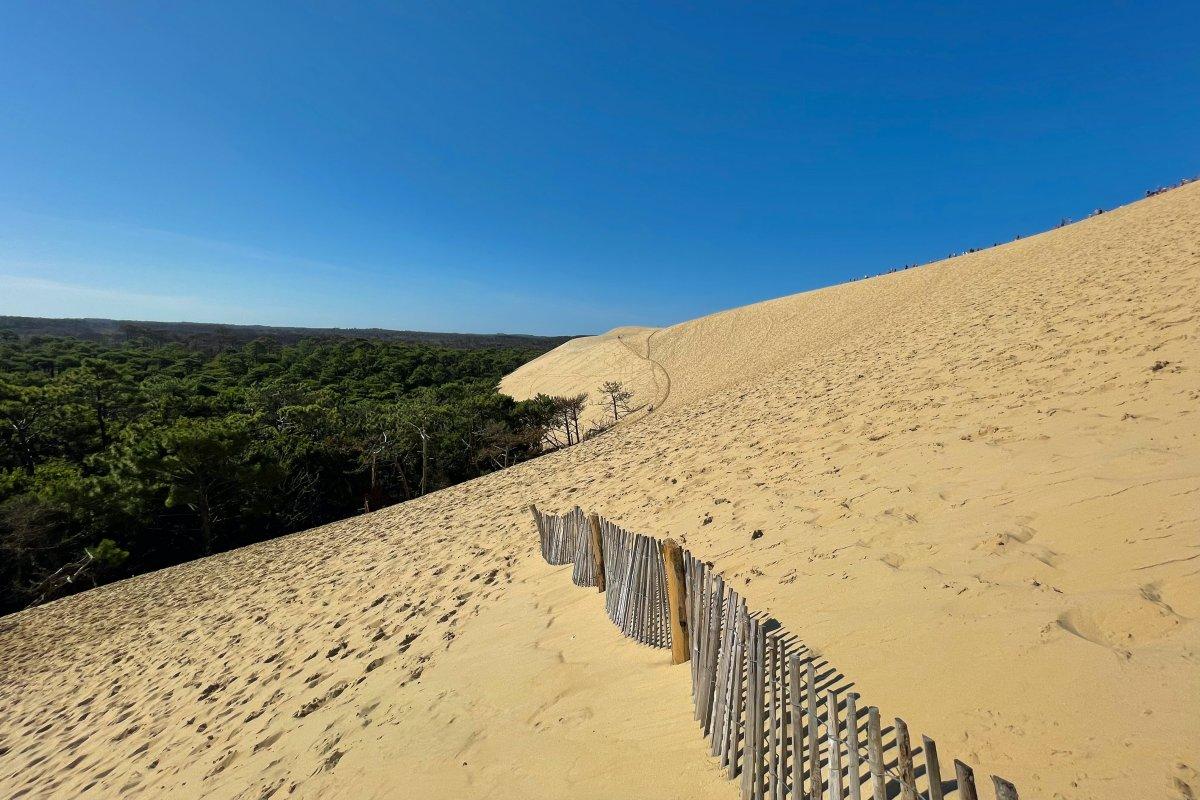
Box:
[198,492,214,555]
[395,459,413,500]
[365,454,379,512]
[419,430,429,496]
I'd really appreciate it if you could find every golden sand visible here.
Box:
[3,184,1198,799]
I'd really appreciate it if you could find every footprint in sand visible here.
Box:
[1055,594,1184,657]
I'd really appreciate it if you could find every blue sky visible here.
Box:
[1,2,1196,335]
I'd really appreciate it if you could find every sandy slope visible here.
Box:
[2,183,1198,800]
[499,325,662,431]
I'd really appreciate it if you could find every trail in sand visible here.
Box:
[617,328,672,412]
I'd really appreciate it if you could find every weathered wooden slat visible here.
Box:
[709,585,726,745]
[922,735,943,800]
[697,565,713,716]
[703,577,725,730]
[648,545,659,645]
[727,606,748,779]
[710,588,735,755]
[766,636,779,800]
[775,634,788,800]
[700,578,720,734]
[741,617,757,799]
[806,660,821,800]
[632,537,648,638]
[656,545,668,646]
[624,537,643,638]
[691,556,700,690]
[827,690,844,800]
[866,707,886,800]
[788,654,805,799]
[624,535,640,633]
[954,760,978,800]
[690,558,702,711]
[753,620,767,800]
[894,718,917,800]
[637,537,652,640]
[991,776,1019,800]
[619,536,636,635]
[692,558,703,665]
[845,692,862,800]
[570,509,596,587]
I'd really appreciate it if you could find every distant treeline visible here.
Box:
[0,332,588,615]
[0,316,576,353]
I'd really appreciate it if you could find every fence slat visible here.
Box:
[827,690,843,800]
[806,660,821,800]
[923,735,943,800]
[774,634,788,800]
[697,566,714,715]
[766,636,779,799]
[991,776,1019,800]
[711,588,736,754]
[703,576,725,730]
[741,617,757,799]
[895,718,917,800]
[845,692,862,800]
[691,556,700,690]
[753,620,767,800]
[866,707,886,800]
[727,606,748,779]
[954,760,978,800]
[789,655,805,799]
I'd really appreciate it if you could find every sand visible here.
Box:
[2,183,1198,799]
[499,325,663,431]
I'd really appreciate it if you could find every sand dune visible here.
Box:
[499,325,662,430]
[2,183,1198,799]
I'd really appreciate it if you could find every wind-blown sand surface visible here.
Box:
[3,184,1198,799]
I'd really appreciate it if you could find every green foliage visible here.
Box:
[0,334,553,613]
[88,538,129,569]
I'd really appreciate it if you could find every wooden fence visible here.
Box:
[598,514,672,647]
[530,504,1020,800]
[533,504,579,566]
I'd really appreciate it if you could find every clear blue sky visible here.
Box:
[2,3,1196,335]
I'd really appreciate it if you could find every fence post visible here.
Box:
[661,538,690,665]
[588,513,606,592]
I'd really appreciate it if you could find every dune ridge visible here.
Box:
[2,183,1198,799]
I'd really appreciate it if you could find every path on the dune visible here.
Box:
[618,329,671,412]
